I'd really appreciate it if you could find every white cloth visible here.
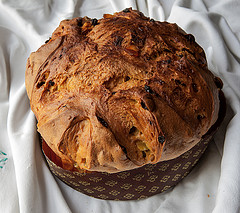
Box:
[0,0,240,212]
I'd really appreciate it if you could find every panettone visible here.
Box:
[25,8,223,174]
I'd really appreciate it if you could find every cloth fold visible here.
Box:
[0,0,239,212]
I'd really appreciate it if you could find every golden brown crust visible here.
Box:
[25,8,221,172]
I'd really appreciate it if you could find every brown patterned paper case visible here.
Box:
[41,91,226,201]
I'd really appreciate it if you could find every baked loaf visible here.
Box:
[25,8,222,173]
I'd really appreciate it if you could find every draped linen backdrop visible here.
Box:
[0,0,240,212]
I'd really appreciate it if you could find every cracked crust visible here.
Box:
[25,8,221,173]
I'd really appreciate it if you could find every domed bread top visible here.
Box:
[25,8,221,173]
